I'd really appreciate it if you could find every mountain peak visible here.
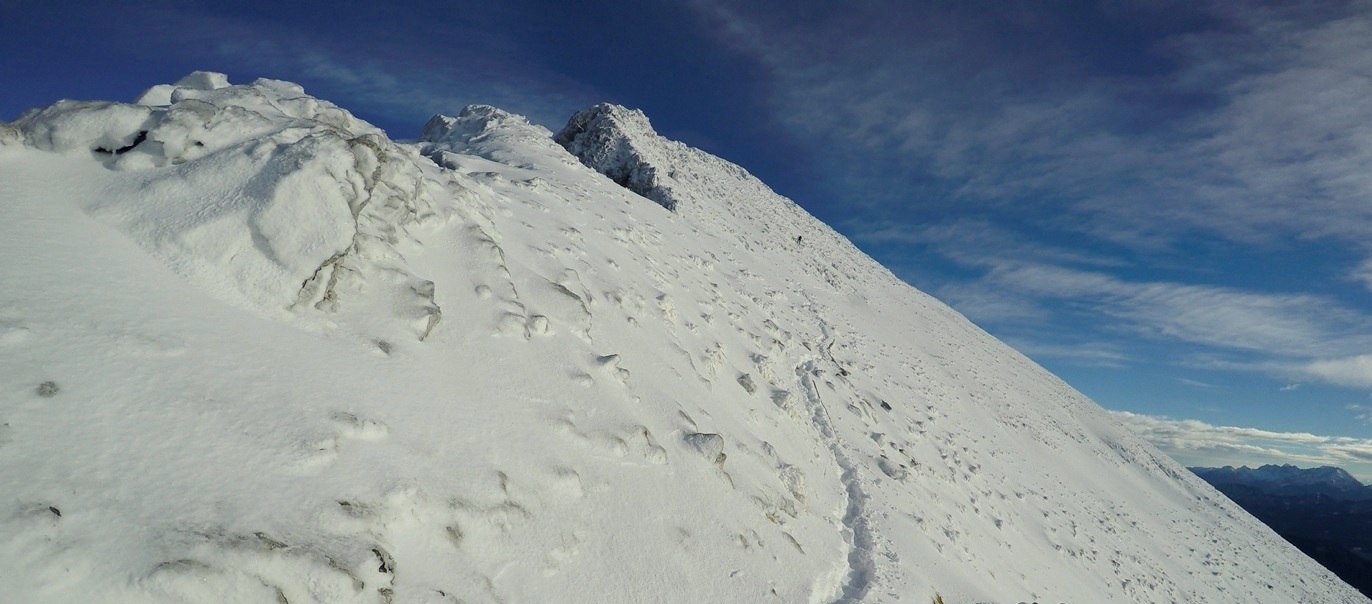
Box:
[558,103,655,141]
[418,104,555,162]
[422,104,529,142]
[553,103,676,210]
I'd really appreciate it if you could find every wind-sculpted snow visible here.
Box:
[0,74,1364,603]
[11,71,444,339]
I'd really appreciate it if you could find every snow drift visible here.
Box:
[0,73,1362,603]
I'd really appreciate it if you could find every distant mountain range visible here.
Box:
[1191,464,1372,500]
[1191,464,1372,598]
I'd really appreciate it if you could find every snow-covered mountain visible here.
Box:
[0,72,1363,604]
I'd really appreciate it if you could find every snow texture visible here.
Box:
[0,73,1364,604]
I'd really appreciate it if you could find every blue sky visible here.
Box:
[6,0,1372,476]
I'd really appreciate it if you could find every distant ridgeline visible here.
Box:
[1191,464,1372,598]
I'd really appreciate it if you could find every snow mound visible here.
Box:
[0,121,20,147]
[0,76,1365,604]
[11,73,445,339]
[418,104,566,171]
[421,104,547,148]
[134,70,232,105]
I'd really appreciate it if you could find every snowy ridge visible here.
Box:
[555,103,884,297]
[0,73,1364,603]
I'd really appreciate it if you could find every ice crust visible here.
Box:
[0,74,1364,604]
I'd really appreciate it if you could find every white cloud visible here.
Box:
[702,2,1372,250]
[932,281,1049,324]
[1352,259,1372,293]
[1001,339,1130,368]
[853,219,1131,269]
[1179,378,1219,389]
[1162,4,1372,243]
[1110,410,1372,478]
[1303,355,1372,389]
[980,262,1372,361]
[893,248,1372,384]
[1347,403,1372,424]
[1326,443,1372,462]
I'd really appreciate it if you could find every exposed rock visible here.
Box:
[36,381,59,398]
[684,432,726,465]
[554,104,676,211]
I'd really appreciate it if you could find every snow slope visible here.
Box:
[0,73,1362,604]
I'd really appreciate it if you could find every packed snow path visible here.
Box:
[796,307,876,603]
[0,74,1365,603]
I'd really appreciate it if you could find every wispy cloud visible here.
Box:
[1161,3,1372,244]
[686,1,1372,393]
[1001,339,1130,368]
[1347,403,1372,424]
[983,263,1372,357]
[1111,410,1372,478]
[854,218,1131,269]
[1303,355,1372,389]
[927,256,1372,386]
[1352,260,1372,293]
[933,281,1049,324]
[1179,378,1220,389]
[692,1,1372,254]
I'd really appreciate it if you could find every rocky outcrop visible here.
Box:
[555,104,678,211]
